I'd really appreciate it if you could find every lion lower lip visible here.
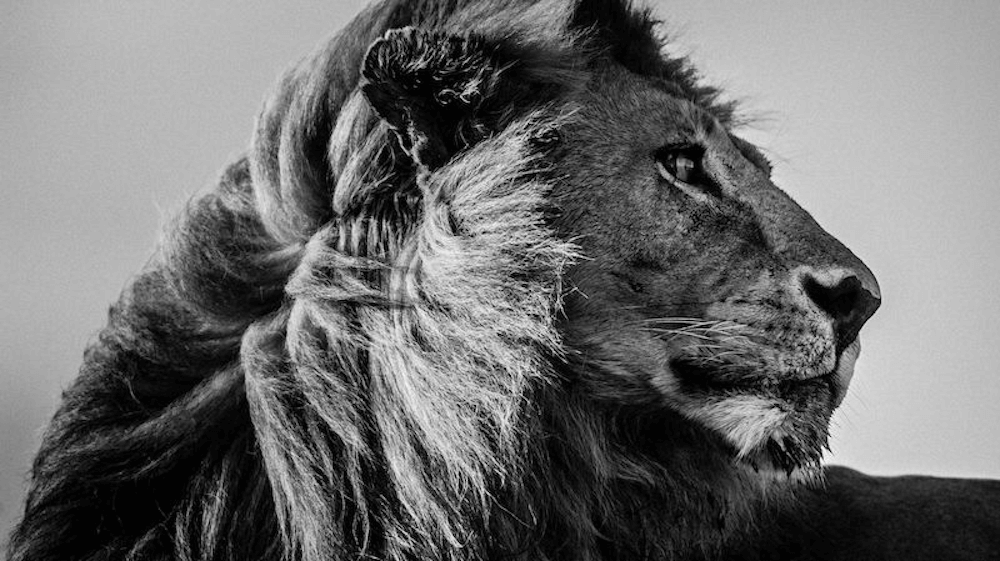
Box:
[671,360,753,391]
[671,359,833,395]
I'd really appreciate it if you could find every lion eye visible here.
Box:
[655,145,714,192]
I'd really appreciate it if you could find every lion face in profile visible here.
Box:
[551,65,880,477]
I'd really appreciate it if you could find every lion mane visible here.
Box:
[8,1,813,561]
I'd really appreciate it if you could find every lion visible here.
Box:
[7,0,1000,560]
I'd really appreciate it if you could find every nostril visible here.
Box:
[804,276,862,319]
[803,274,881,349]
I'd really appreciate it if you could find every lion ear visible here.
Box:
[361,27,499,170]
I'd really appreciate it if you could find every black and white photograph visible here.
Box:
[2,1,999,559]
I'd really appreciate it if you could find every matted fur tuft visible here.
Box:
[7,1,748,561]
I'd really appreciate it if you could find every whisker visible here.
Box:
[636,327,718,341]
[633,317,715,325]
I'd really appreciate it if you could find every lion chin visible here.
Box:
[672,338,862,481]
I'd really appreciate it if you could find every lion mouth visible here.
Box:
[669,358,836,399]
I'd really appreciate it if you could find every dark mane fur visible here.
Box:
[7,1,745,560]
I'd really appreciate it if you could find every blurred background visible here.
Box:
[3,0,999,543]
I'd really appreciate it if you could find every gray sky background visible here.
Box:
[2,0,999,542]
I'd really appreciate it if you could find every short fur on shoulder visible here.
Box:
[6,2,799,561]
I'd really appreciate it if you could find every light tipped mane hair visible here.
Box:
[8,1,749,561]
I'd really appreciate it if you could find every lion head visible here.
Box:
[9,1,879,560]
[551,63,880,479]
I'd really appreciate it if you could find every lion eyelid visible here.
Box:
[654,145,722,200]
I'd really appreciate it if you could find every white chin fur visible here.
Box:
[686,395,788,459]
[684,395,827,487]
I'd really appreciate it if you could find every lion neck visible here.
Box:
[491,383,792,561]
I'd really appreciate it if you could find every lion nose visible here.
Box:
[801,271,881,350]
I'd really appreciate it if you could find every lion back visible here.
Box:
[7,158,288,560]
